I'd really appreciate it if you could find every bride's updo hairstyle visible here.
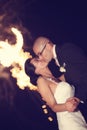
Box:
[25,58,40,86]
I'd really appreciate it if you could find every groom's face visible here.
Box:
[33,42,47,58]
[34,44,53,64]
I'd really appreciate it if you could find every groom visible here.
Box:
[32,36,87,121]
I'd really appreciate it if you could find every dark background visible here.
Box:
[0,0,87,130]
[1,0,87,52]
[22,0,87,55]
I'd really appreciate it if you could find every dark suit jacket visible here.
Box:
[55,43,87,121]
[55,43,87,103]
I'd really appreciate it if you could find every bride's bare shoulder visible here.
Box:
[37,76,50,86]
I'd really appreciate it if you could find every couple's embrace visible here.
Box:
[25,37,87,130]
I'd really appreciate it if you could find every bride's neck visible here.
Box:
[39,67,61,83]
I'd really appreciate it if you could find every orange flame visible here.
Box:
[0,27,37,90]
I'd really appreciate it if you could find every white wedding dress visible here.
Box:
[54,81,87,130]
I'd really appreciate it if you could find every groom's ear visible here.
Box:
[48,41,54,49]
[46,42,52,51]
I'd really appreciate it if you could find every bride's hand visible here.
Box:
[65,102,76,112]
[66,97,80,104]
[65,97,80,112]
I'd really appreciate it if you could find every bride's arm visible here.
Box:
[37,76,73,112]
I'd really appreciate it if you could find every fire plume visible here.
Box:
[0,27,37,90]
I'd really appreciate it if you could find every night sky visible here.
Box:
[0,0,87,130]
[1,0,87,51]
[19,0,87,53]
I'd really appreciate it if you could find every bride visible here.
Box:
[25,58,87,130]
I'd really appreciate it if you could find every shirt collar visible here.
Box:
[53,45,60,66]
[53,45,57,59]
